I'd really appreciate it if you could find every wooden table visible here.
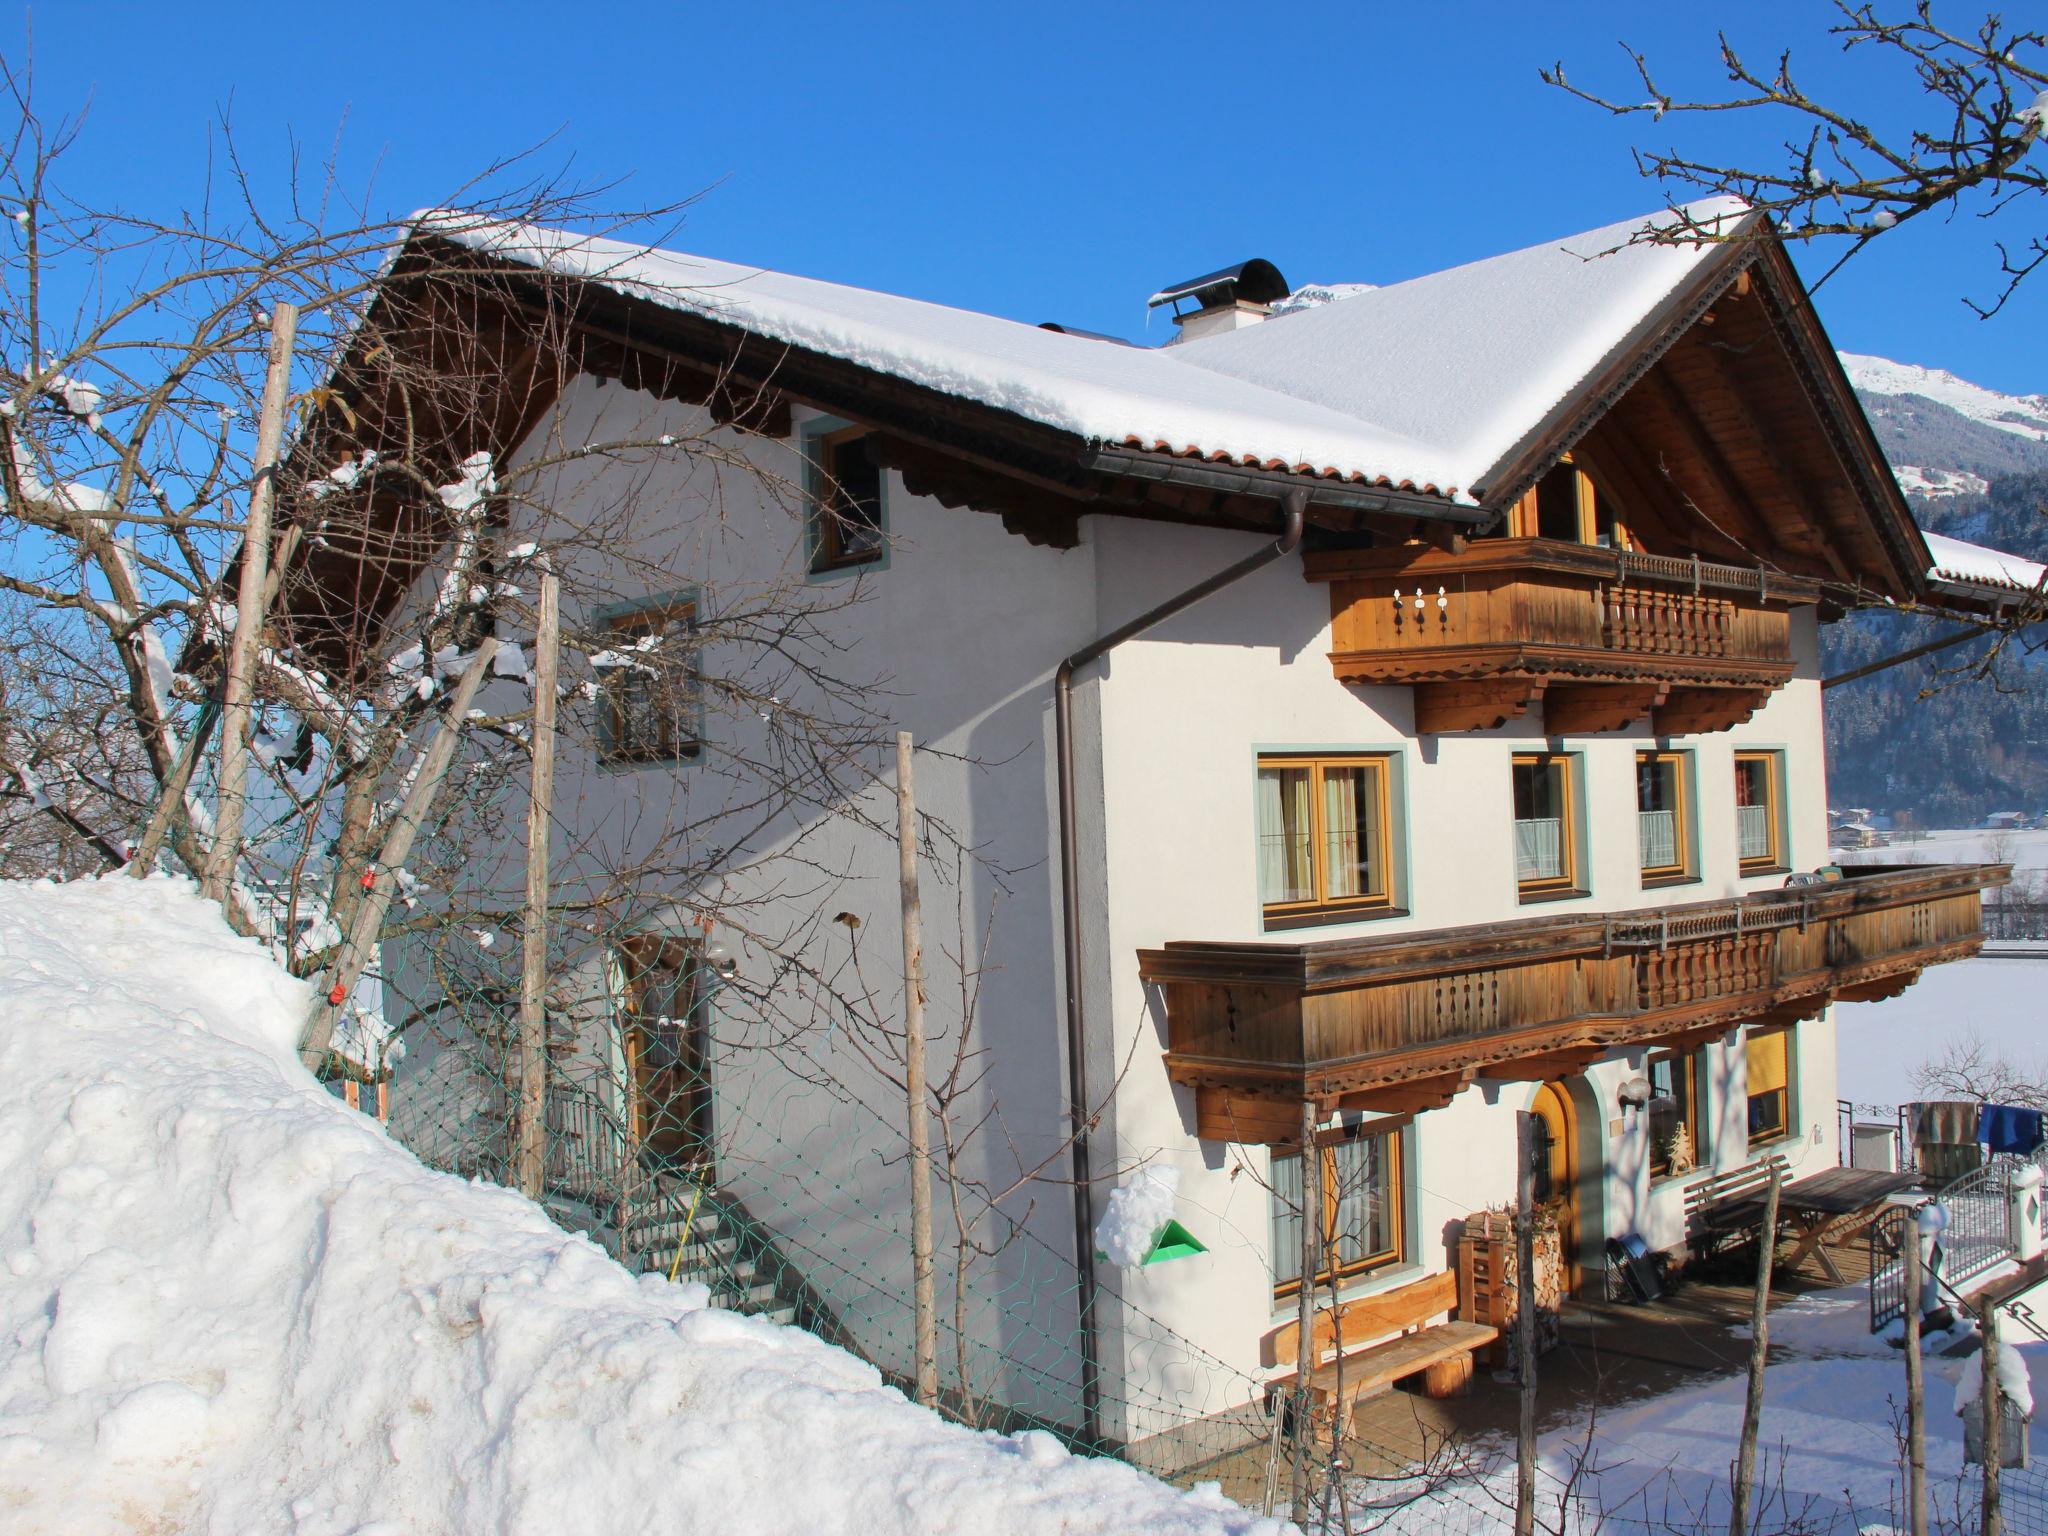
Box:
[1774,1167,1919,1284]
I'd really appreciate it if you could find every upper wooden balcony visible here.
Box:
[1138,864,2005,1144]
[1303,538,1827,734]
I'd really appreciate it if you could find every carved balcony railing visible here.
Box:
[1303,538,1827,734]
[1138,864,2006,1144]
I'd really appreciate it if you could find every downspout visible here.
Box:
[1054,488,1307,1447]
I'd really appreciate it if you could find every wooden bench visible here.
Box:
[1683,1153,1791,1263]
[1262,1271,1498,1441]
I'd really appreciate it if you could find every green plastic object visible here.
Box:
[1141,1219,1207,1264]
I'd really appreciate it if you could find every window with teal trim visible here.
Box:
[806,424,887,574]
[597,596,702,766]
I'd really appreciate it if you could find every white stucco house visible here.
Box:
[278,198,2011,1467]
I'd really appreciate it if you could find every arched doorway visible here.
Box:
[1530,1080,1581,1290]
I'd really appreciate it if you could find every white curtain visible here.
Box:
[1638,809,1678,870]
[1270,1149,1304,1286]
[1737,805,1770,860]
[1515,817,1564,881]
[1257,769,1313,904]
[1324,768,1367,899]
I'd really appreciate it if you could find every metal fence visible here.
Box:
[1984,901,2048,942]
[1869,1142,2048,1331]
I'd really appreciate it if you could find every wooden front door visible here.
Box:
[1531,1080,1580,1287]
[618,938,714,1174]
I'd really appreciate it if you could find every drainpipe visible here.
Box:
[1054,488,1307,1447]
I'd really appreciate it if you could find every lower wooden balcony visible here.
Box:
[1303,538,1826,734]
[1139,864,2005,1145]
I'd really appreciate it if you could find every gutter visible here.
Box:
[1053,487,1307,1447]
[1083,443,1483,524]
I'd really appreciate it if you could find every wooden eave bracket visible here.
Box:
[1415,677,1548,733]
[1544,682,1670,734]
[1653,686,1774,736]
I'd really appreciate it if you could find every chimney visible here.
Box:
[1147,258,1290,344]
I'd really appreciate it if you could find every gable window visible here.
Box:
[1256,754,1396,928]
[1512,753,1581,899]
[1636,750,1692,883]
[1734,751,1786,873]
[1745,1024,1795,1145]
[804,422,887,575]
[1270,1122,1404,1296]
[1647,1047,1707,1179]
[1511,457,1629,549]
[597,595,701,766]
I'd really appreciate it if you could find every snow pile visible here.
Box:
[1955,1327,2036,1418]
[1840,352,2048,445]
[0,877,1281,1536]
[1893,465,1990,500]
[1096,1164,1181,1268]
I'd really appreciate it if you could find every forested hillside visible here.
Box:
[1822,467,2048,824]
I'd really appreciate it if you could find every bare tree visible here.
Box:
[1544,4,2047,313]
[1912,1025,2048,1107]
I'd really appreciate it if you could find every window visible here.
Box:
[1271,1123,1404,1295]
[1256,754,1396,927]
[1636,751,1692,882]
[618,937,715,1173]
[1746,1025,1794,1145]
[597,596,701,766]
[1734,752,1785,872]
[805,422,887,575]
[1647,1048,1707,1179]
[1512,753,1581,898]
[1511,457,1629,548]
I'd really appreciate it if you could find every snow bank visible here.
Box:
[0,877,1281,1536]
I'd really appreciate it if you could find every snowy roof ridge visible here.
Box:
[1169,197,1756,496]
[416,199,1759,508]
[1922,528,2048,596]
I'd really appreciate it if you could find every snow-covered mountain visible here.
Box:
[1840,351,2048,496]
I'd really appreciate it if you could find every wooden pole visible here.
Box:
[1903,1219,1927,1536]
[202,302,299,903]
[1515,1110,1538,1536]
[1983,1302,2004,1536]
[1291,1097,1322,1519]
[513,571,560,1200]
[299,638,499,1069]
[1729,1164,1781,1536]
[895,729,938,1410]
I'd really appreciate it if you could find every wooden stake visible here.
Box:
[202,302,299,903]
[513,571,560,1199]
[1904,1223,1927,1536]
[1983,1302,2004,1536]
[1729,1164,1781,1536]
[1515,1110,1538,1536]
[896,730,938,1410]
[1291,1097,1322,1519]
[299,638,499,1068]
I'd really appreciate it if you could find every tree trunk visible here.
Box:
[1291,1097,1322,1519]
[1515,1110,1538,1536]
[201,302,298,902]
[1984,1302,2004,1536]
[1729,1165,1781,1536]
[1904,1223,1927,1536]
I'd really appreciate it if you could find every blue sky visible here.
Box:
[25,1,2043,395]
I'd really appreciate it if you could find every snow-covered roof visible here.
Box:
[1922,529,2047,598]
[424,199,1753,505]
[426,213,1460,498]
[1170,199,1755,495]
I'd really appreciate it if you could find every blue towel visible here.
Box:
[1977,1103,2045,1155]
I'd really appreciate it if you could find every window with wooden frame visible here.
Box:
[1635,750,1692,883]
[1256,754,1396,928]
[1646,1047,1708,1179]
[1734,751,1786,873]
[1512,753,1581,899]
[1508,456,1630,549]
[597,595,702,766]
[616,936,715,1174]
[804,422,888,575]
[1270,1121,1405,1296]
[1745,1025,1795,1146]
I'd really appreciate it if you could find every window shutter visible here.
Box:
[1746,1029,1789,1096]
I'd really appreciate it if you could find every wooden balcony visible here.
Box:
[1303,538,1826,734]
[1138,864,2005,1144]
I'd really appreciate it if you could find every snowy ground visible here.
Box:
[0,877,1278,1536]
[1836,830,2048,1108]
[1528,1285,2041,1535]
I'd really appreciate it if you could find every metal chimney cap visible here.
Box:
[1146,258,1290,311]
